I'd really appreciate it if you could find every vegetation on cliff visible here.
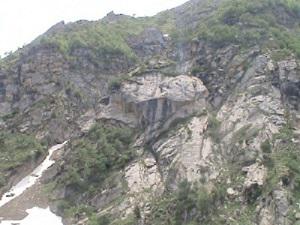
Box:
[0,132,45,188]
[54,124,135,216]
[195,0,300,57]
[34,13,176,63]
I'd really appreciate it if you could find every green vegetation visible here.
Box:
[88,215,111,225]
[56,202,95,220]
[1,11,178,70]
[108,77,123,91]
[271,49,293,61]
[194,0,300,57]
[88,213,138,225]
[206,114,221,142]
[146,180,226,225]
[35,15,175,63]
[38,19,139,60]
[0,50,21,71]
[282,0,300,13]
[259,116,300,222]
[261,139,272,153]
[55,123,135,216]
[210,202,256,225]
[108,74,131,91]
[110,214,138,225]
[191,66,208,75]
[65,81,86,101]
[1,110,19,122]
[264,121,298,186]
[0,131,45,188]
[62,124,134,191]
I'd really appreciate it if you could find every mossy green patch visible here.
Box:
[34,15,175,63]
[0,131,45,188]
[54,123,136,216]
[146,180,226,225]
[193,0,300,57]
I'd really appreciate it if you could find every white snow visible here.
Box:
[0,207,63,225]
[0,141,68,225]
[0,141,67,208]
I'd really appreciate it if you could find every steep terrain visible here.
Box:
[0,0,300,224]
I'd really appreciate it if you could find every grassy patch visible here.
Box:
[261,118,300,221]
[37,19,142,60]
[62,124,134,190]
[34,15,175,63]
[206,115,221,142]
[146,180,226,225]
[0,132,45,188]
[194,0,300,57]
[87,213,138,225]
[55,123,135,215]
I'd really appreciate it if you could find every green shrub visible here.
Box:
[194,0,300,57]
[88,214,111,225]
[271,49,292,61]
[191,66,207,75]
[199,24,240,47]
[56,200,72,216]
[108,77,123,91]
[146,180,226,225]
[57,124,135,203]
[261,139,272,153]
[110,215,138,225]
[263,118,300,208]
[276,0,300,15]
[207,115,221,142]
[133,205,141,219]
[88,213,138,225]
[0,131,45,187]
[34,16,169,62]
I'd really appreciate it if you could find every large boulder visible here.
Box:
[102,74,208,141]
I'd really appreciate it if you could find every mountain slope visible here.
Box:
[0,0,300,224]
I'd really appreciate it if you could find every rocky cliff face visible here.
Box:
[1,0,300,224]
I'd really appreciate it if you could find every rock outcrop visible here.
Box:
[100,74,208,140]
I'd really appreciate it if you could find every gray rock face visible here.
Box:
[70,47,134,74]
[277,58,300,110]
[216,53,285,166]
[128,28,167,59]
[243,163,267,202]
[274,189,290,225]
[0,102,11,115]
[259,208,274,225]
[103,74,208,140]
[0,40,122,144]
[153,116,219,185]
[258,188,291,225]
[45,21,66,35]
